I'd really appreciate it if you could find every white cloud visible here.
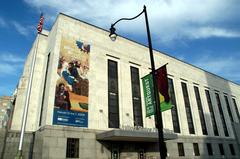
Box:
[0,53,25,63]
[0,63,22,76]
[193,55,240,82]
[11,21,32,37]
[185,27,240,39]
[24,0,240,43]
[0,17,6,27]
[0,16,33,37]
[0,53,24,76]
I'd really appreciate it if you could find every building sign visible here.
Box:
[53,109,88,127]
[142,74,155,117]
[120,125,175,134]
[53,37,90,127]
[121,125,158,133]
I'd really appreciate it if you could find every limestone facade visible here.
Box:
[5,13,240,159]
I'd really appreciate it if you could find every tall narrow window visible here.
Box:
[66,138,79,158]
[229,144,235,156]
[215,93,229,137]
[108,60,119,128]
[206,143,213,156]
[178,143,185,156]
[205,90,219,136]
[193,143,200,156]
[181,82,195,134]
[218,143,224,156]
[194,86,208,135]
[39,53,50,126]
[224,95,234,122]
[232,98,240,121]
[130,66,143,127]
[168,78,180,133]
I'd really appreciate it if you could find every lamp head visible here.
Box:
[109,25,117,41]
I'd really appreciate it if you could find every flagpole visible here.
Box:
[15,34,40,159]
[15,13,43,157]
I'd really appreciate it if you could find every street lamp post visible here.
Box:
[109,5,167,159]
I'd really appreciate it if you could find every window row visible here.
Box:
[177,142,236,157]
[108,60,143,128]
[66,138,236,158]
[107,59,240,137]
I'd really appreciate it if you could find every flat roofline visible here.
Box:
[57,12,239,86]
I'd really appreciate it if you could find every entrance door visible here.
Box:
[111,148,119,159]
[138,149,145,159]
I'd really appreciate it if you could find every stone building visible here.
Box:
[0,96,14,158]
[2,13,240,159]
[0,96,12,128]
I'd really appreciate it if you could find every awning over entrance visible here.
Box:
[96,129,177,142]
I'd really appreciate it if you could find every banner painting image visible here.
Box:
[53,37,90,127]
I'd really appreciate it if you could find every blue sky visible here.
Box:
[0,0,240,96]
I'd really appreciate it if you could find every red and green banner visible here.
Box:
[142,65,172,117]
[156,65,172,112]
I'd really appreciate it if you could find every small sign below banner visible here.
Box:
[142,73,155,117]
[53,108,88,127]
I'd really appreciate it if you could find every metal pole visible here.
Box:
[143,5,167,159]
[15,34,40,159]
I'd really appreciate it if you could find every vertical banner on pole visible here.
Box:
[142,74,155,117]
[142,65,172,117]
[156,65,172,112]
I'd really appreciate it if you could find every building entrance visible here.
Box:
[111,147,119,159]
[138,149,145,159]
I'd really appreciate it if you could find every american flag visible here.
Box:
[37,13,44,33]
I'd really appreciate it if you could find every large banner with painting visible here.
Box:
[53,37,90,127]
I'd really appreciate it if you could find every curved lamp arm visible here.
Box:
[109,6,146,41]
[108,5,167,159]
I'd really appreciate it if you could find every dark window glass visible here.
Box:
[66,138,79,158]
[193,143,200,156]
[108,60,119,128]
[215,93,229,136]
[232,98,240,121]
[181,82,195,134]
[229,144,235,156]
[39,53,50,126]
[178,143,185,156]
[194,86,208,135]
[224,96,234,122]
[207,143,213,156]
[168,78,180,133]
[205,90,219,136]
[218,143,224,156]
[131,67,143,127]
